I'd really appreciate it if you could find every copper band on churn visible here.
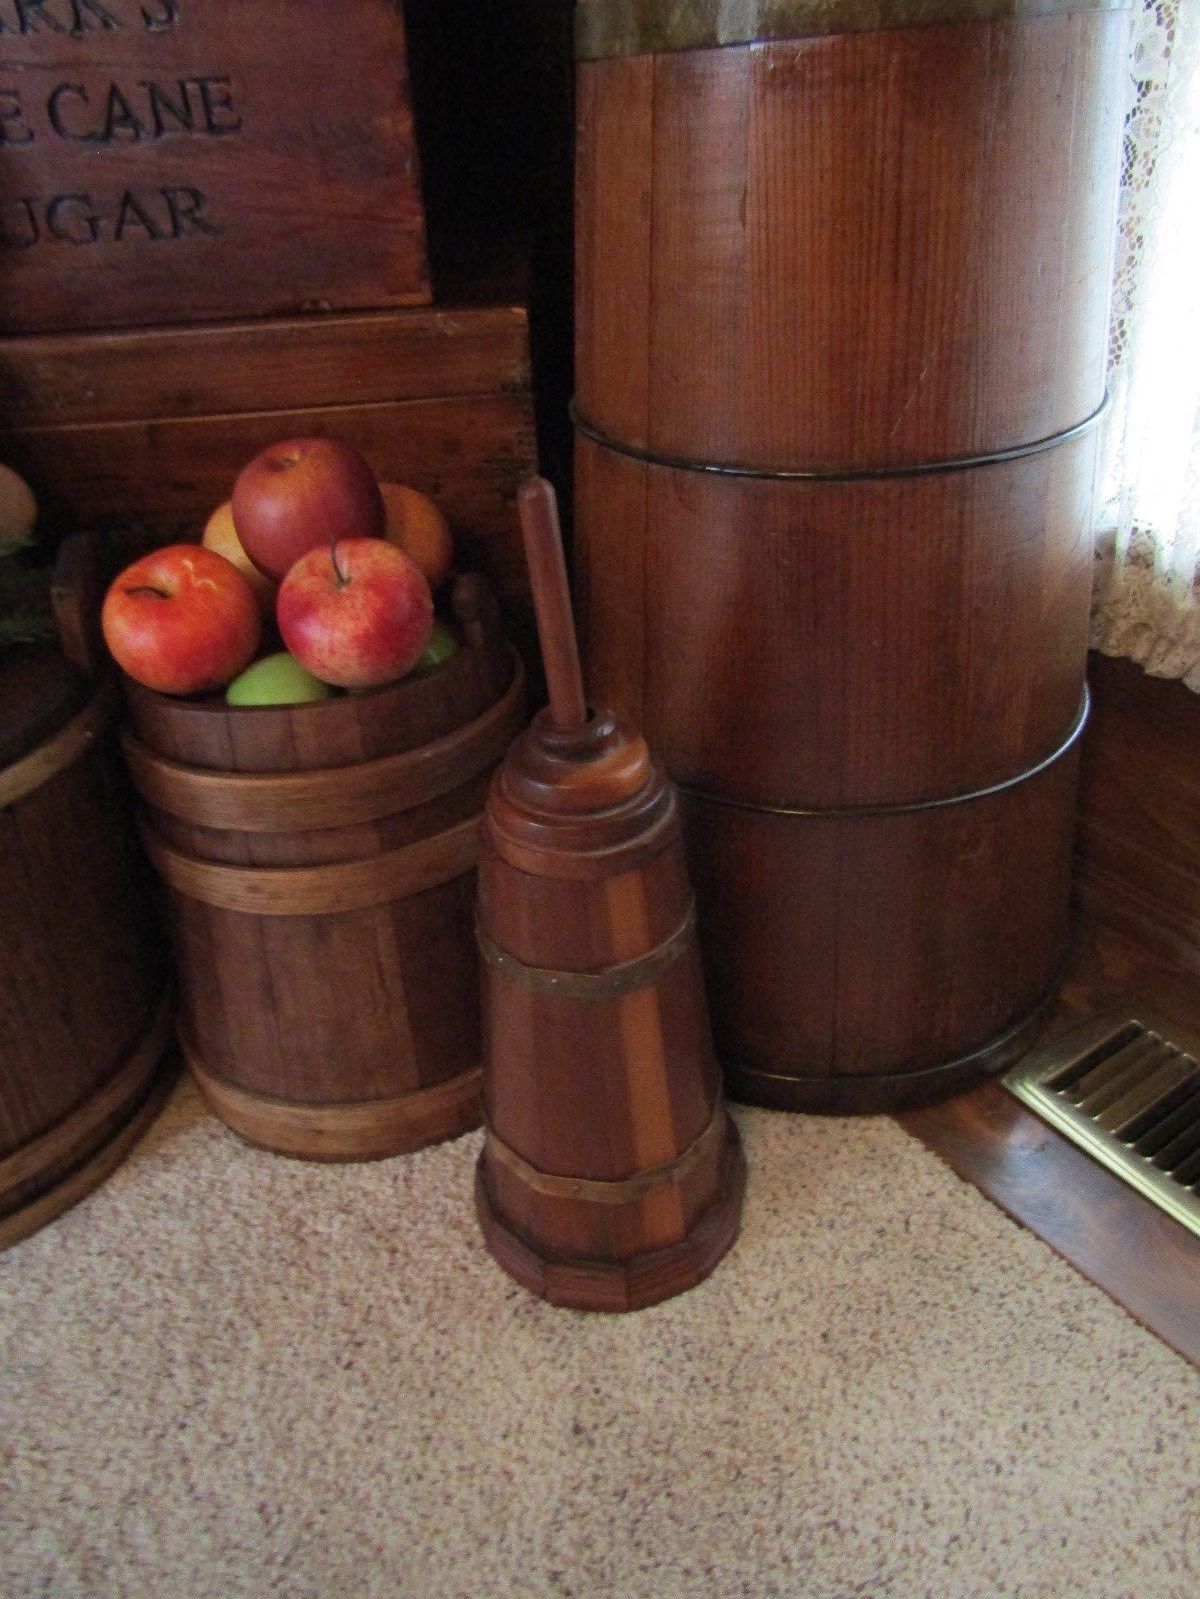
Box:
[476,902,697,999]
[484,1105,728,1205]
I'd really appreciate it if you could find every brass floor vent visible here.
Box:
[1004,1013,1200,1240]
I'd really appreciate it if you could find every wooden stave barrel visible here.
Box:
[576,431,1101,807]
[682,735,1082,1110]
[0,658,173,1251]
[574,0,1128,1109]
[123,585,526,1161]
[474,712,745,1311]
[575,2,1128,472]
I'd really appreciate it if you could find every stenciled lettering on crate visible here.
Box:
[0,0,430,332]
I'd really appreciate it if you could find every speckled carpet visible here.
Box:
[2,1077,1197,1599]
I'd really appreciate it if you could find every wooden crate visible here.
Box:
[0,0,429,333]
[0,295,538,632]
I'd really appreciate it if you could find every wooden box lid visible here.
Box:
[0,0,430,334]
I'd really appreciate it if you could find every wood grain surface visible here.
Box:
[0,303,531,429]
[0,282,539,646]
[0,647,169,1242]
[0,661,167,1162]
[517,476,588,731]
[144,814,482,917]
[574,12,1125,1108]
[121,667,524,835]
[683,747,1079,1104]
[0,645,86,767]
[187,1050,483,1164]
[576,433,1099,808]
[476,706,744,1310]
[575,13,1125,471]
[0,1029,178,1253]
[905,663,1200,1368]
[0,0,429,334]
[1076,653,1200,974]
[0,678,115,809]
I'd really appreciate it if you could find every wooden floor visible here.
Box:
[898,916,1200,1367]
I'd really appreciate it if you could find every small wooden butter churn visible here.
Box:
[474,479,745,1311]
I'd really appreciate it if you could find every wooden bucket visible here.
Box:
[574,0,1129,1110]
[122,576,526,1160]
[1,649,172,1251]
[475,708,746,1311]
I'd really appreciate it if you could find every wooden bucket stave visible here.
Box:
[574,0,1128,1108]
[575,3,1126,471]
[122,667,520,866]
[124,583,526,1160]
[576,430,1101,807]
[1,659,173,1250]
[683,734,1082,1110]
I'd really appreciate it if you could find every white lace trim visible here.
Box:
[1091,0,1200,685]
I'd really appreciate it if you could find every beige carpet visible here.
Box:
[2,1080,1197,1599]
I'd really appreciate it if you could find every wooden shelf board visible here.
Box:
[0,296,531,431]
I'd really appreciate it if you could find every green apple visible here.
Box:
[226,650,332,706]
[408,620,460,678]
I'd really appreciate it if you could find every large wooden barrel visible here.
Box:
[1,649,172,1251]
[122,577,526,1159]
[574,0,1129,1110]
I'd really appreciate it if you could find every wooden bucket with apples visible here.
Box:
[103,439,527,1161]
[0,532,173,1252]
[121,572,525,1160]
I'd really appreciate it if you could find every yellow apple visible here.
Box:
[379,482,454,591]
[201,501,277,614]
[0,463,37,545]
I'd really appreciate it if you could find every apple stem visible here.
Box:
[124,584,171,600]
[330,542,349,587]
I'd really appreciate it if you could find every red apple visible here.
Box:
[276,538,433,689]
[231,437,385,581]
[102,544,261,695]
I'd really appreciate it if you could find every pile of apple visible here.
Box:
[101,438,459,705]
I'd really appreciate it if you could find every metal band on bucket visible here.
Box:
[572,394,1110,483]
[577,0,1129,59]
[681,689,1089,820]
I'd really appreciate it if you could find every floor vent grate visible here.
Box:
[1004,1012,1200,1240]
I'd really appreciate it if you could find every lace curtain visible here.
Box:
[1091,0,1200,685]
